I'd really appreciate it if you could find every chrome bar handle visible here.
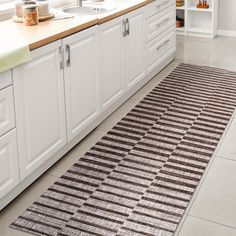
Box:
[66,44,71,67]
[156,39,170,50]
[156,18,170,28]
[156,0,169,8]
[126,18,130,35]
[123,19,127,37]
[59,46,64,69]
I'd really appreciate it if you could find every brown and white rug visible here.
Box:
[11,63,236,236]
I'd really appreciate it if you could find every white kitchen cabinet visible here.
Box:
[13,41,67,180]
[99,7,146,110]
[0,129,19,199]
[99,16,125,111]
[0,2,176,211]
[0,86,15,137]
[0,70,12,90]
[125,7,146,89]
[63,26,99,142]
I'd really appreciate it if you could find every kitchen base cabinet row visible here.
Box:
[0,4,176,210]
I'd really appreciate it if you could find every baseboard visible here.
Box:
[217,30,236,37]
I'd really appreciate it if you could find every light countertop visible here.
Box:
[0,0,153,50]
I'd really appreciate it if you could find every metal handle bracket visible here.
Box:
[66,44,71,67]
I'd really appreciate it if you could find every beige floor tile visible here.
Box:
[204,37,236,72]
[189,158,236,228]
[216,118,236,161]
[0,174,58,236]
[176,35,225,49]
[175,36,224,65]
[47,129,106,177]
[178,216,236,236]
[96,98,140,132]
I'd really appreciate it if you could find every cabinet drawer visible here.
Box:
[146,0,175,18]
[0,70,12,91]
[0,86,15,137]
[146,5,175,42]
[147,27,176,72]
[0,129,19,199]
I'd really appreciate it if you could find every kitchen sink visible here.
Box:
[63,5,117,15]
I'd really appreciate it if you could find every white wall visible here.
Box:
[218,0,236,32]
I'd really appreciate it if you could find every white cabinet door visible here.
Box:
[125,7,146,89]
[0,129,19,199]
[0,86,15,137]
[99,16,125,110]
[13,41,67,180]
[63,26,99,142]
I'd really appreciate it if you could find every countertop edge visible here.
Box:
[29,19,99,50]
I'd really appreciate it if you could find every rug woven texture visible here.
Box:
[11,63,236,236]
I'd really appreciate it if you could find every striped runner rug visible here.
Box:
[11,63,236,236]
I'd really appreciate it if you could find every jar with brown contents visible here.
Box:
[23,5,39,26]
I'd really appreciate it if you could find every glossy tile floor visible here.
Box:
[1,35,236,236]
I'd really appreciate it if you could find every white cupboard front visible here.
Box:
[99,16,125,111]
[0,129,19,199]
[63,26,99,142]
[13,41,67,180]
[0,86,15,137]
[125,7,146,89]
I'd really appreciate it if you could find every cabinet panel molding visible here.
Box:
[13,40,67,180]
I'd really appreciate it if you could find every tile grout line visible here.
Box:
[215,155,236,162]
[200,37,227,66]
[187,214,236,231]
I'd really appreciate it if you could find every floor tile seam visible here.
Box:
[215,155,236,162]
[187,214,236,230]
[200,37,227,66]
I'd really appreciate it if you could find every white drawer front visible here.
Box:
[146,0,175,18]
[147,27,176,72]
[0,129,19,199]
[146,5,175,42]
[0,70,12,91]
[0,86,15,137]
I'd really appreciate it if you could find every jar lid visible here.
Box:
[23,4,38,9]
[24,1,37,5]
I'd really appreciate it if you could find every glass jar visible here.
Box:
[15,0,32,17]
[22,4,39,26]
[36,0,50,17]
